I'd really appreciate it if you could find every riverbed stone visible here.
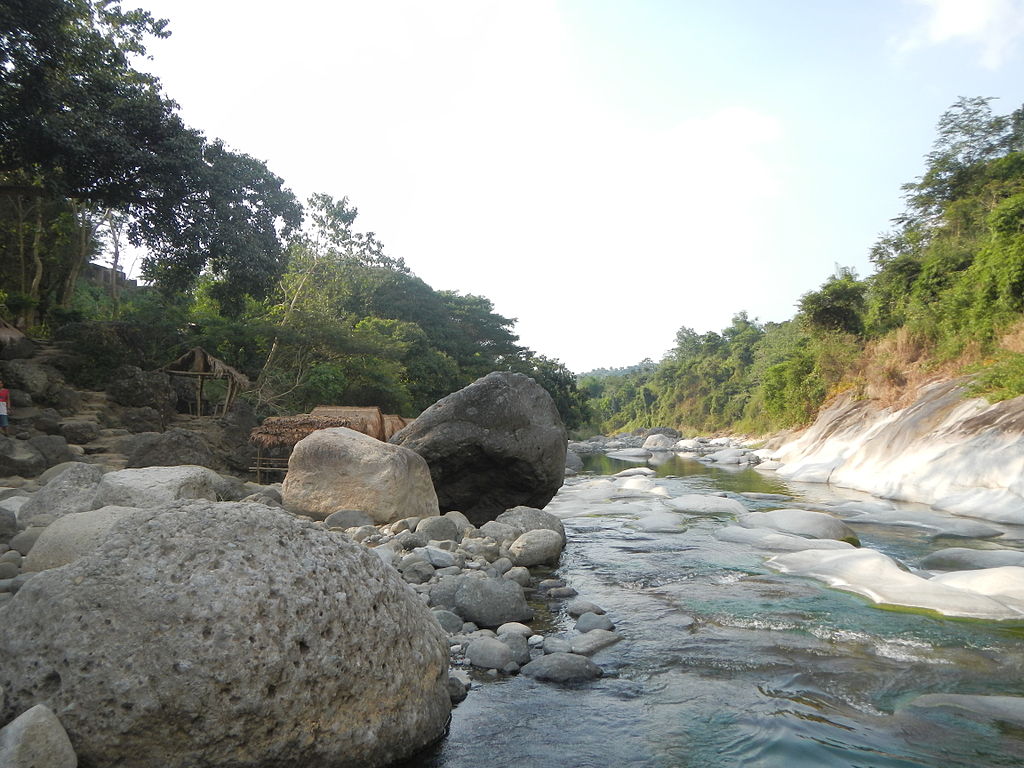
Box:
[8,527,45,556]
[495,505,566,544]
[508,528,564,567]
[0,704,77,768]
[283,427,439,524]
[521,653,603,683]
[499,632,531,665]
[0,500,451,768]
[920,547,1024,571]
[467,637,515,670]
[566,599,606,617]
[452,576,534,628]
[431,609,465,634]
[575,612,615,633]
[570,628,622,655]
[739,508,860,545]
[390,371,567,525]
[416,514,460,543]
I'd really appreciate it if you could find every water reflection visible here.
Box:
[400,456,1024,768]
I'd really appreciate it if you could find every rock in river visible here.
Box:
[391,371,566,525]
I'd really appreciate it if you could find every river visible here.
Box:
[405,454,1024,767]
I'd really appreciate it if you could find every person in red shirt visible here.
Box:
[0,378,10,436]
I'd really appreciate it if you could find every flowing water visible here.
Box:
[406,455,1024,768]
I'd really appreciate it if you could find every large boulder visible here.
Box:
[0,437,46,478]
[283,427,439,524]
[126,428,215,469]
[22,505,142,572]
[90,465,223,508]
[390,371,567,525]
[17,462,104,525]
[0,500,451,768]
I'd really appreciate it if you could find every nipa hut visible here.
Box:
[162,347,250,417]
[248,407,414,483]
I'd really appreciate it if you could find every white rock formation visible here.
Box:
[771,380,1024,524]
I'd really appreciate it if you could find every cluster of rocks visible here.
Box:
[568,431,763,467]
[0,458,621,766]
[324,505,622,691]
[0,355,259,481]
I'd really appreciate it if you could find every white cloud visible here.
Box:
[899,0,1024,69]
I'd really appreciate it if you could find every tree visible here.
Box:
[798,268,867,336]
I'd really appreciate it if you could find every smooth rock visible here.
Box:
[466,637,515,670]
[283,427,439,524]
[17,462,103,524]
[453,576,534,628]
[739,508,860,544]
[495,505,566,544]
[509,528,564,567]
[324,509,374,529]
[663,494,747,515]
[521,653,603,682]
[416,515,460,543]
[575,612,615,632]
[0,704,76,768]
[22,506,143,572]
[570,629,622,655]
[390,372,566,525]
[91,465,222,509]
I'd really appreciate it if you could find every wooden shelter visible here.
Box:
[248,406,414,483]
[162,347,250,416]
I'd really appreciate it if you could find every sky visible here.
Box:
[130,0,1024,373]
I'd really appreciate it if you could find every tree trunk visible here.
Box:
[27,200,44,329]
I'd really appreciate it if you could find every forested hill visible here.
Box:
[581,97,1024,437]
[0,1,589,427]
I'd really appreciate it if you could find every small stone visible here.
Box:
[9,528,45,557]
[570,629,621,655]
[566,599,606,617]
[542,636,572,654]
[521,653,602,683]
[447,676,468,704]
[548,586,578,598]
[416,515,460,543]
[499,633,531,665]
[528,634,544,647]
[431,609,465,635]
[0,563,18,579]
[324,509,374,529]
[491,557,513,575]
[503,566,531,586]
[466,637,515,670]
[575,612,615,633]
[538,578,565,590]
[496,622,533,637]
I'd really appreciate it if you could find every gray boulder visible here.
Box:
[0,360,63,403]
[59,420,101,445]
[106,366,176,415]
[22,506,143,572]
[452,576,534,628]
[0,704,77,768]
[495,505,566,544]
[521,653,603,683]
[91,465,222,508]
[126,428,215,469]
[508,529,564,567]
[283,427,439,524]
[390,371,566,525]
[466,637,515,670]
[0,438,46,479]
[0,500,451,768]
[416,515,460,543]
[17,463,103,525]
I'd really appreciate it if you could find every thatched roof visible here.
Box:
[250,406,414,449]
[250,414,359,450]
[162,347,250,388]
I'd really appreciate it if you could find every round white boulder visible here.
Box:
[283,427,439,523]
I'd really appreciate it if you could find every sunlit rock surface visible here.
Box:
[771,380,1024,524]
[767,547,1024,620]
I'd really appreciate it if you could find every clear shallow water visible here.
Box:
[404,455,1024,768]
